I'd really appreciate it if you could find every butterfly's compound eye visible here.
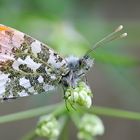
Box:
[79,56,88,66]
[79,56,93,71]
[79,59,82,66]
[79,58,86,69]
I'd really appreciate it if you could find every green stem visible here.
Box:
[0,104,140,124]
[87,106,140,121]
[0,103,63,124]
[21,130,38,140]
[58,115,69,140]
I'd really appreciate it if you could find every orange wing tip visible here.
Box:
[0,25,10,31]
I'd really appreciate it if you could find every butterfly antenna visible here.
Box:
[85,25,127,56]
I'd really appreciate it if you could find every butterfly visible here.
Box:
[0,24,127,103]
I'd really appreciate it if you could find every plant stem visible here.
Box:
[0,104,140,124]
[0,103,63,124]
[21,130,38,140]
[87,106,140,121]
[58,115,69,140]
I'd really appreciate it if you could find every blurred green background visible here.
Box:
[0,0,140,140]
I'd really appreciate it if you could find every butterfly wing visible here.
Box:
[0,24,69,100]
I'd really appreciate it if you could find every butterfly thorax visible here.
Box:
[61,55,94,88]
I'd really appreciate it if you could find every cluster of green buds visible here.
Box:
[77,114,104,140]
[65,82,93,108]
[35,114,60,139]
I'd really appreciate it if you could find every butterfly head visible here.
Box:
[61,55,93,88]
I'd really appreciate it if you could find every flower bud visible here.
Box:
[65,82,93,108]
[35,115,60,138]
[77,114,104,140]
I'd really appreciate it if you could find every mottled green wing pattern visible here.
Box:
[0,24,69,100]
